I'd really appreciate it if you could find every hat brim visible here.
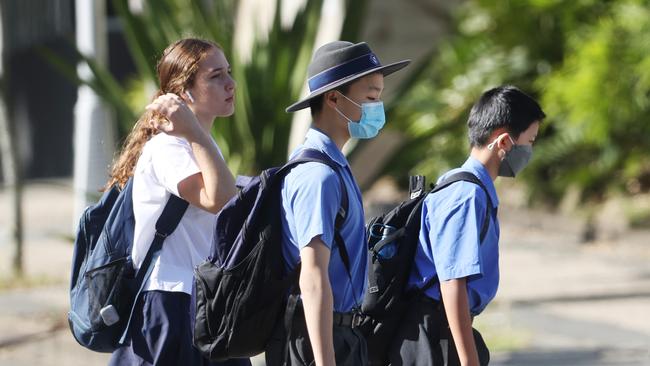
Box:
[286,59,411,113]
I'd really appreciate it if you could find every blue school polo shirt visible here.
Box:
[408,157,500,315]
[280,128,367,313]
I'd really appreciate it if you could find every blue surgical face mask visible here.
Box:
[488,135,533,177]
[334,92,386,139]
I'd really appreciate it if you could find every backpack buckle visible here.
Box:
[351,312,364,328]
[154,231,168,239]
[409,175,426,199]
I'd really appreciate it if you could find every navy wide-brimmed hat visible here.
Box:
[286,41,410,112]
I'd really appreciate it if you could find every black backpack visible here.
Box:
[68,179,188,352]
[359,172,493,366]
[192,148,349,362]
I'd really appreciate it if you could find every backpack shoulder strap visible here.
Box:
[419,172,495,294]
[432,171,494,243]
[280,148,349,227]
[119,180,189,344]
[280,149,354,284]
[280,149,357,360]
[138,188,189,282]
[134,192,189,289]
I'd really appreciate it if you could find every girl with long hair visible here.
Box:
[107,38,250,366]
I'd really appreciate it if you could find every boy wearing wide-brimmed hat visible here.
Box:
[264,41,409,366]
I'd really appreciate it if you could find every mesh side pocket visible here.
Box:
[85,257,129,331]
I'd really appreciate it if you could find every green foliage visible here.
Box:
[533,0,650,202]
[224,0,325,173]
[39,45,136,136]
[383,0,650,205]
[113,0,328,175]
[45,0,368,175]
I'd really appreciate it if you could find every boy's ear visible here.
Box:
[488,127,514,144]
[324,91,338,109]
[486,128,512,151]
[496,132,512,150]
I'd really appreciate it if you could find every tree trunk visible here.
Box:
[0,82,23,277]
[0,2,23,277]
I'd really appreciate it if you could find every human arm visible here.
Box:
[428,183,489,366]
[299,237,336,366]
[283,162,342,366]
[440,278,479,366]
[146,93,236,213]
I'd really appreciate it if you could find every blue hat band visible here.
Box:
[308,53,381,92]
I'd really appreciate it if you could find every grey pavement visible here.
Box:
[0,179,649,365]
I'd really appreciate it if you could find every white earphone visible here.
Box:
[184,90,195,103]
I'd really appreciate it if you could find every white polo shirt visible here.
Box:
[131,133,219,295]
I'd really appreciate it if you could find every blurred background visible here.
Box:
[0,0,648,365]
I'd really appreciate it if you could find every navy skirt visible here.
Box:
[109,290,251,366]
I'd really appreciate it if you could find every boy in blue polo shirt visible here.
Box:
[389,86,545,366]
[264,41,409,366]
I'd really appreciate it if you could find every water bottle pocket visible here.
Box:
[370,224,402,260]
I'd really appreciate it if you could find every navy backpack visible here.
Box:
[192,148,348,362]
[68,178,188,352]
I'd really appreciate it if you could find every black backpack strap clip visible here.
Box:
[409,175,426,199]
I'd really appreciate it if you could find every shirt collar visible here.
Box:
[293,127,348,167]
[462,157,499,208]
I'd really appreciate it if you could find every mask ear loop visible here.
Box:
[334,91,363,123]
[488,134,516,151]
[488,134,509,161]
[330,91,352,123]
[334,105,353,123]
[487,135,503,151]
[336,90,361,108]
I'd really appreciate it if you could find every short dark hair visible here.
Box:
[467,85,545,147]
[309,83,351,117]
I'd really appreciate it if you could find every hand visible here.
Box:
[146,93,201,139]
